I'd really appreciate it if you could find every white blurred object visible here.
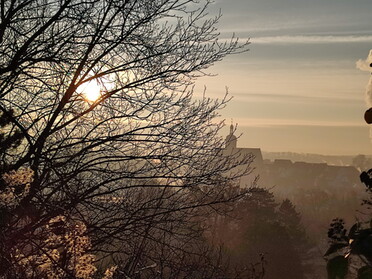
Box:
[358,50,372,125]
[356,49,372,72]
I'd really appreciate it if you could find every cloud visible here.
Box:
[229,117,365,128]
[234,92,360,102]
[250,35,372,44]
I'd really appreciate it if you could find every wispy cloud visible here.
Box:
[250,35,372,44]
[230,117,365,128]
[234,92,360,102]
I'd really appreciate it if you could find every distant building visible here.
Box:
[223,124,263,187]
[224,126,361,192]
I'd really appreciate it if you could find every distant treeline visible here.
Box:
[262,152,372,167]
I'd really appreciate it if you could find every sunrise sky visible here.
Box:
[196,0,372,155]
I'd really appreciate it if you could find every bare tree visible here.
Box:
[0,0,253,277]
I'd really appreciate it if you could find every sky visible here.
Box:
[194,0,372,155]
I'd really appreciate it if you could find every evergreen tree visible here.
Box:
[278,199,314,276]
[278,199,309,246]
[212,188,312,279]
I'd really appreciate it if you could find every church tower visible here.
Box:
[225,123,237,149]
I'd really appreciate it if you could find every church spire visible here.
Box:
[225,120,237,149]
[230,119,234,135]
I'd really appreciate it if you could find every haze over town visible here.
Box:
[196,0,372,155]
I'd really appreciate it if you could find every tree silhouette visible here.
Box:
[0,109,23,168]
[211,188,312,279]
[0,1,253,277]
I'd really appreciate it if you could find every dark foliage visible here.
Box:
[325,169,372,278]
[210,188,313,279]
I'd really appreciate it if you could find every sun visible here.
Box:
[78,80,101,102]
